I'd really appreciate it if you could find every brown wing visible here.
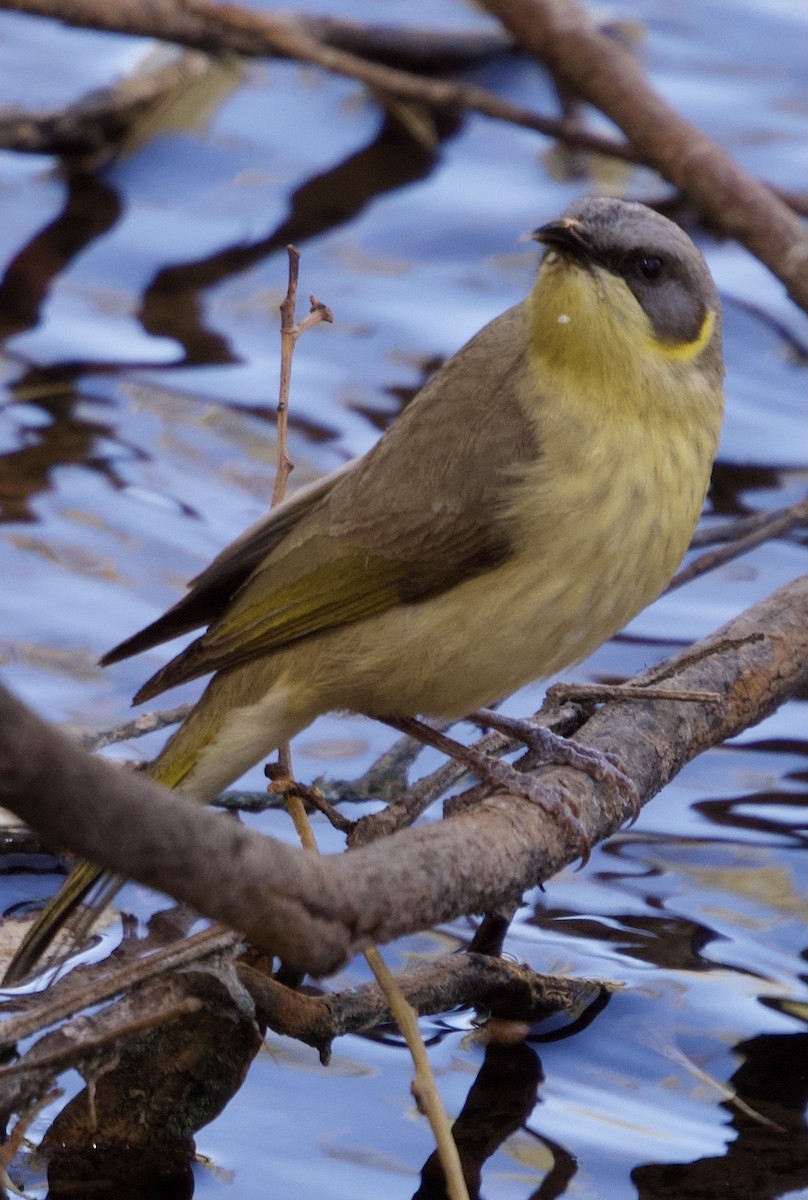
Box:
[101,466,352,667]
[125,302,541,701]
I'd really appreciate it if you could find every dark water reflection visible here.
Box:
[414,1044,547,1199]
[633,1031,808,1200]
[0,0,805,1196]
[0,175,122,342]
[141,111,461,365]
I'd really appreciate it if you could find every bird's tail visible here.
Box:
[0,739,197,986]
[2,659,314,986]
[2,863,122,986]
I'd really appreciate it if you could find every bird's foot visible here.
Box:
[464,751,592,864]
[381,715,591,863]
[473,709,641,826]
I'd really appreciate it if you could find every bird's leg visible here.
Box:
[382,716,591,864]
[472,708,641,825]
[469,905,520,956]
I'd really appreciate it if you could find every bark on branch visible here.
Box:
[0,575,805,979]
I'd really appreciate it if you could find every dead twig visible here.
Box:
[0,0,804,226]
[0,926,242,1047]
[348,705,583,847]
[0,47,219,162]
[364,946,469,1200]
[297,17,515,71]
[0,1085,62,1175]
[72,703,192,752]
[273,276,332,502]
[691,501,808,548]
[0,934,601,1116]
[546,683,721,705]
[0,0,635,161]
[271,251,466,1198]
[269,246,332,833]
[0,992,204,1079]
[671,497,808,591]
[274,247,298,506]
[237,953,602,1058]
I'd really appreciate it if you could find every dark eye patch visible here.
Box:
[601,248,670,285]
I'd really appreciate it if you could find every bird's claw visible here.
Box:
[473,709,642,835]
[474,755,592,866]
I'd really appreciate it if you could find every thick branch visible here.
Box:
[0,576,805,978]
[0,0,638,161]
[0,941,599,1120]
[480,0,808,311]
[237,953,604,1058]
[2,1,805,242]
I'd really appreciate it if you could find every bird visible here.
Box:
[3,196,724,985]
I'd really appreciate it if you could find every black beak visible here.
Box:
[532,217,602,266]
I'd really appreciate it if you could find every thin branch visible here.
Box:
[270,257,465,1195]
[365,946,469,1200]
[322,729,429,805]
[348,705,583,847]
[691,502,808,548]
[0,0,634,158]
[273,248,333,508]
[0,46,218,161]
[670,497,808,591]
[72,703,192,752]
[296,17,515,71]
[0,993,203,1077]
[238,953,602,1057]
[0,926,242,1046]
[273,245,301,508]
[547,683,721,705]
[270,251,333,830]
[0,937,602,1116]
[0,1086,61,1175]
[0,0,804,226]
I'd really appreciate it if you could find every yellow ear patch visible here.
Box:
[650,309,716,362]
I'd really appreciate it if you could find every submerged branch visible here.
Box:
[0,46,233,163]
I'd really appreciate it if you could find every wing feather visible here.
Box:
[126,302,540,702]
[101,465,353,666]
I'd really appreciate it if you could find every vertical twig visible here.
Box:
[364,945,469,1200]
[273,245,300,509]
[271,246,334,786]
[268,251,469,1200]
[273,244,334,510]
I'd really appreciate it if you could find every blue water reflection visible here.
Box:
[0,0,805,1196]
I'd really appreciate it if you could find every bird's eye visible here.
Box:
[637,255,665,281]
